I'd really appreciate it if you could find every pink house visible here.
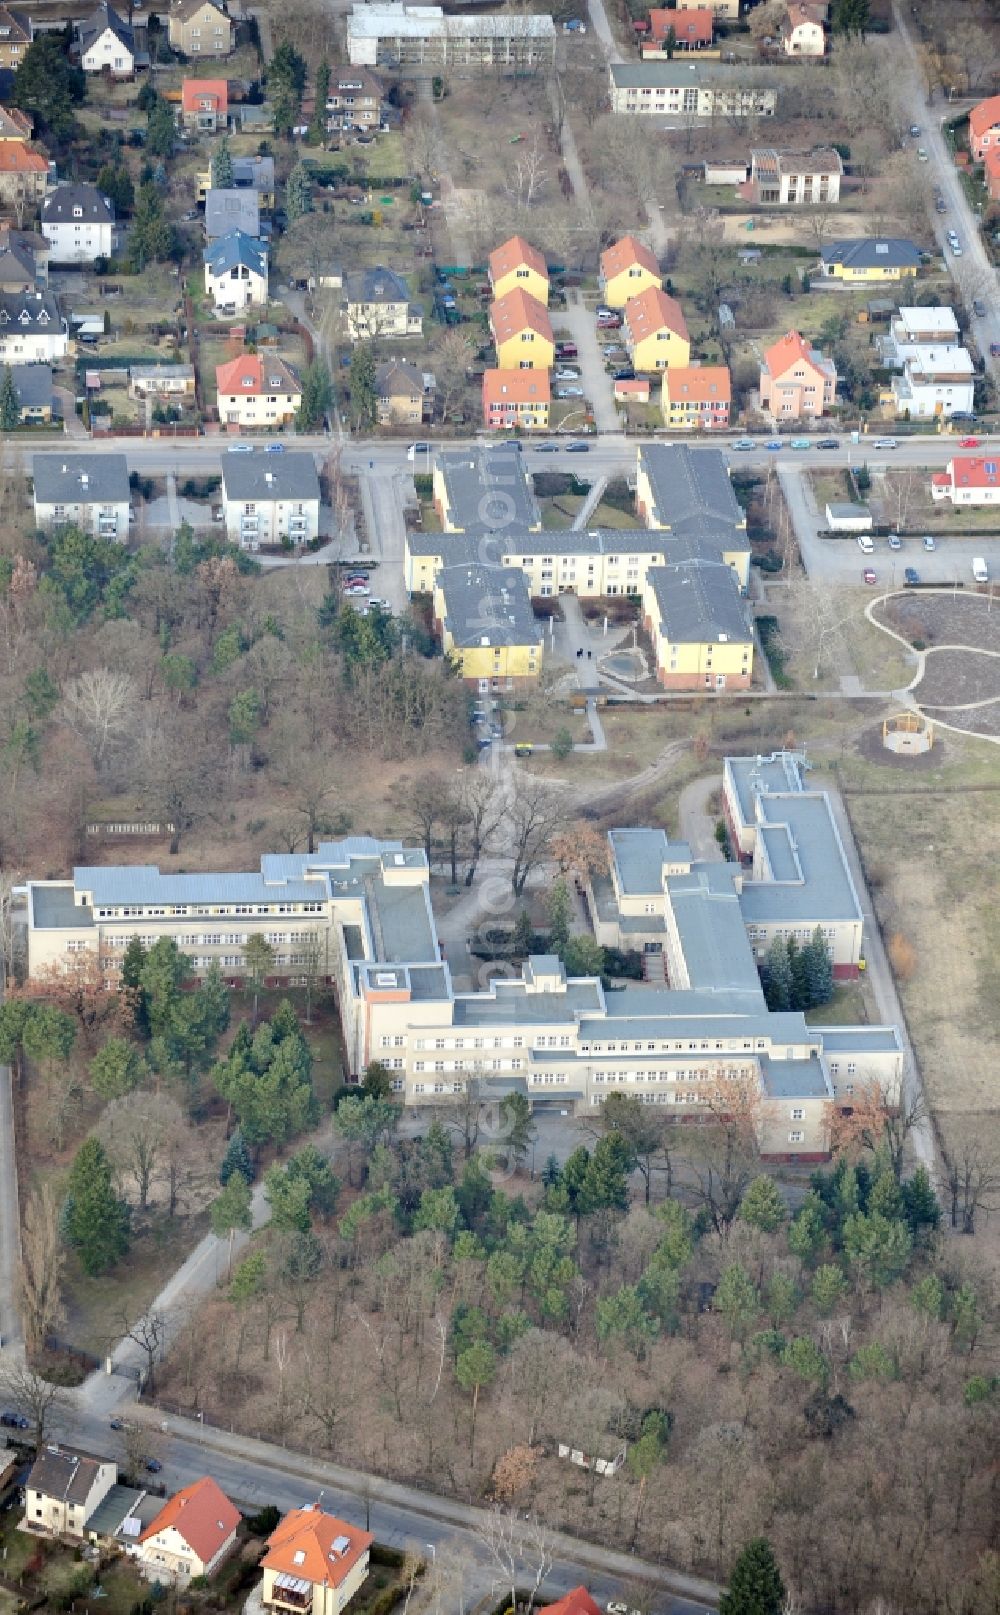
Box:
[759,329,837,420]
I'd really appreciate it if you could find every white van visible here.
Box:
[972,557,989,583]
[856,534,875,554]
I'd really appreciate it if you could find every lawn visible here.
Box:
[539,494,585,527]
[805,977,873,1026]
[63,1205,212,1358]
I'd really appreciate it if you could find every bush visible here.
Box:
[888,931,917,980]
[245,1504,281,1537]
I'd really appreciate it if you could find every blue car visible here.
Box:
[904,567,920,586]
[765,439,782,451]
[790,437,811,450]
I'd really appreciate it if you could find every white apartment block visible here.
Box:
[889,344,975,420]
[220,448,320,549]
[32,453,130,539]
[347,2,556,69]
[25,754,902,1162]
[41,185,114,266]
[883,306,961,368]
[609,60,777,118]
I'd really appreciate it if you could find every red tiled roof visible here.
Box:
[947,454,1000,489]
[483,367,551,405]
[490,287,553,346]
[139,1478,240,1565]
[216,353,299,397]
[647,6,712,43]
[263,1509,373,1590]
[600,233,660,283]
[970,94,1000,141]
[488,234,547,287]
[0,145,47,174]
[762,329,822,379]
[664,363,731,403]
[541,1589,603,1615]
[181,78,228,114]
[624,285,688,344]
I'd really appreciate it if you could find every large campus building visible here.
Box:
[25,753,900,1161]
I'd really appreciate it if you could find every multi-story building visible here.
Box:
[260,1509,372,1615]
[432,441,540,537]
[640,7,717,55]
[623,286,690,373]
[433,562,543,689]
[599,235,661,309]
[24,1448,117,1539]
[661,363,730,430]
[343,265,422,341]
[931,454,1000,506]
[326,67,385,132]
[746,147,842,205]
[220,447,320,549]
[759,329,837,419]
[782,1,825,55]
[204,188,260,240]
[883,305,960,366]
[203,230,268,311]
[41,184,114,265]
[609,60,777,118]
[0,143,49,209]
[676,0,735,13]
[196,156,274,210]
[180,78,228,131]
[819,237,920,282]
[216,352,301,429]
[0,101,31,141]
[0,289,67,363]
[24,754,901,1162]
[482,367,550,432]
[969,92,1000,161]
[0,8,32,73]
[489,287,554,370]
[167,0,233,56]
[495,521,748,600]
[33,453,130,538]
[376,358,426,425]
[78,2,135,74]
[135,1479,241,1585]
[0,224,48,289]
[488,234,548,305]
[639,557,752,689]
[9,362,52,422]
[635,443,749,576]
[347,3,556,71]
[889,344,974,420]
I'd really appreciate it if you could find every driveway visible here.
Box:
[893,2,1000,365]
[555,294,620,434]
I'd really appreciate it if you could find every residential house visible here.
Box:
[41,185,114,266]
[640,557,753,690]
[984,144,1000,201]
[969,93,1000,160]
[33,454,130,538]
[622,285,690,373]
[819,237,921,281]
[495,524,743,599]
[661,363,730,429]
[640,8,717,55]
[220,447,321,548]
[24,748,902,1156]
[204,188,260,240]
[180,78,228,131]
[326,66,384,131]
[488,235,548,305]
[489,287,554,370]
[0,103,31,140]
[346,3,556,71]
[0,8,31,72]
[541,1592,602,1615]
[635,442,750,588]
[782,1,825,56]
[609,60,777,117]
[745,147,842,205]
[375,357,426,426]
[260,1508,373,1615]
[0,290,67,363]
[203,230,268,311]
[0,144,49,209]
[482,367,550,432]
[883,305,960,366]
[931,454,1000,506]
[216,351,301,429]
[599,235,661,309]
[0,225,47,288]
[434,563,543,690]
[759,329,837,419]
[676,0,736,14]
[343,265,421,341]
[890,344,975,420]
[196,155,275,209]
[9,361,52,421]
[135,1478,241,1584]
[78,2,135,74]
[128,363,195,399]
[23,1447,117,1538]
[431,441,540,536]
[167,0,233,56]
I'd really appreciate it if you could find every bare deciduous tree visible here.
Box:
[477,1506,554,1615]
[508,777,564,896]
[19,1182,66,1356]
[0,1358,68,1448]
[62,667,136,770]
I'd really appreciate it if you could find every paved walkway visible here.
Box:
[678,774,722,862]
[558,295,619,434]
[0,1064,20,1351]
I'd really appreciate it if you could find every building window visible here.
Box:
[788,1130,805,1144]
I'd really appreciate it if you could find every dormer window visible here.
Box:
[73,206,83,219]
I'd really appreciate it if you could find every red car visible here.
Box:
[958,436,981,447]
[863,567,877,585]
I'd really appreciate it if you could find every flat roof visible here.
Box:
[610,828,691,895]
[31,884,93,930]
[452,977,603,1027]
[740,792,862,924]
[668,864,765,995]
[760,1052,830,1098]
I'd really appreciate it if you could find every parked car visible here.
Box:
[973,299,987,318]
[565,440,590,452]
[0,1412,28,1429]
[917,148,928,161]
[514,742,534,757]
[555,342,578,359]
[226,444,252,454]
[909,123,921,136]
[951,242,963,257]
[407,442,431,460]
[904,567,920,585]
[343,582,368,595]
[555,386,585,398]
[873,437,898,449]
[535,443,559,452]
[888,534,901,550]
[266,443,285,454]
[857,534,875,554]
[602,344,625,357]
[935,197,947,213]
[613,368,636,381]
[764,439,782,451]
[958,435,981,448]
[816,438,839,449]
[596,312,622,329]
[922,534,936,550]
[555,368,580,381]
[144,1459,162,1474]
[732,438,756,450]
[990,343,1000,357]
[790,437,811,450]
[863,567,877,584]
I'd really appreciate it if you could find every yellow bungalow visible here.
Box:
[819,238,921,282]
[640,559,753,690]
[600,235,662,309]
[488,234,549,305]
[623,286,690,373]
[490,288,554,371]
[434,563,544,691]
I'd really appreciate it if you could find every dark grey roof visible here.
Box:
[376,358,422,394]
[437,563,542,650]
[667,864,763,995]
[31,883,93,929]
[28,1447,108,1505]
[610,828,691,894]
[821,237,921,271]
[203,229,266,277]
[437,442,539,535]
[84,1484,149,1540]
[33,452,129,506]
[42,185,113,227]
[344,265,409,305]
[79,1,134,52]
[0,235,36,285]
[821,1027,901,1052]
[638,443,745,533]
[10,363,52,411]
[220,448,320,504]
[205,188,260,239]
[645,559,751,644]
[368,875,436,962]
[760,1053,830,1098]
[452,977,604,1027]
[0,290,63,337]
